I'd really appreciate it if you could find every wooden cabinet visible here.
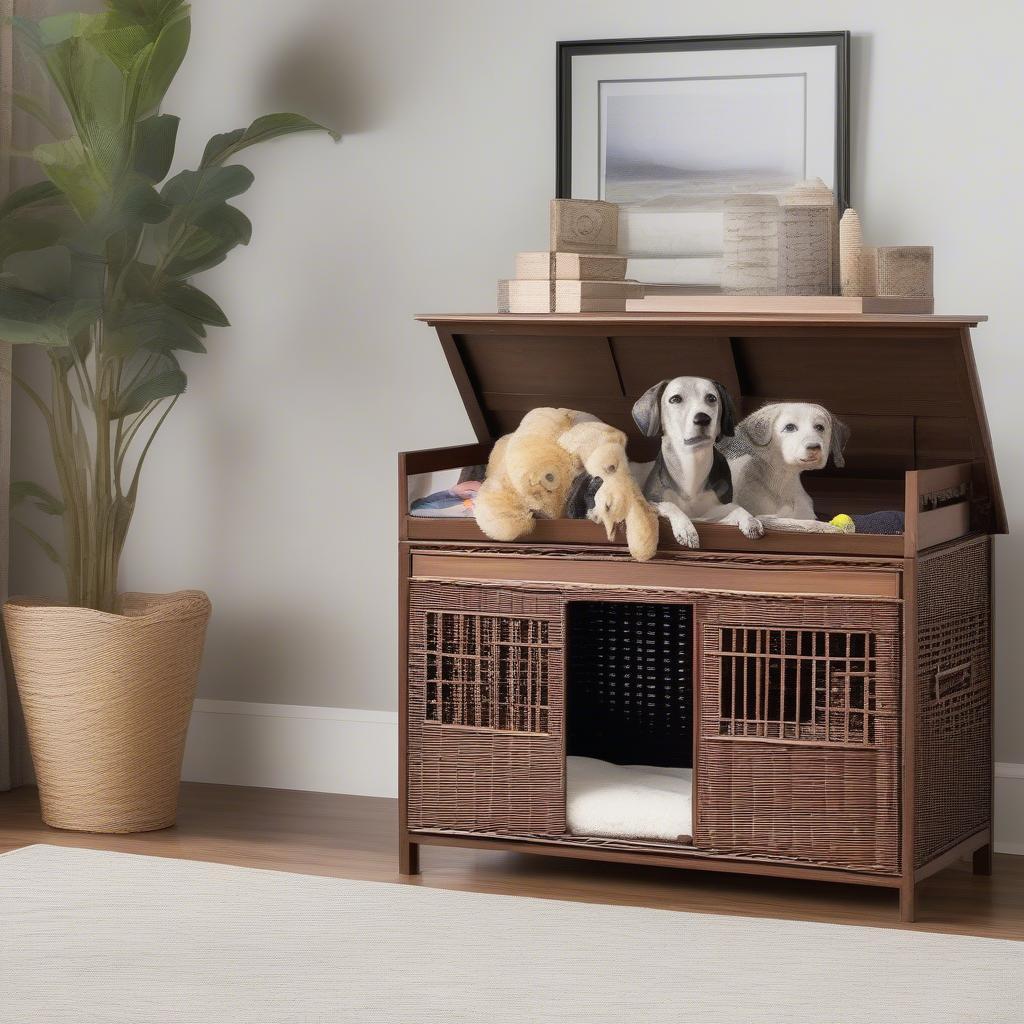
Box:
[398,313,1002,920]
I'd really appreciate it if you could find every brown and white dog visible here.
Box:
[719,402,850,532]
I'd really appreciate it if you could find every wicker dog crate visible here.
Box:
[398,312,1003,921]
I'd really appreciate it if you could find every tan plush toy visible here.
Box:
[474,408,659,561]
[560,421,659,561]
[474,407,580,542]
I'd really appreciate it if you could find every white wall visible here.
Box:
[10,2,1024,807]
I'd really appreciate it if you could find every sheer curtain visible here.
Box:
[0,0,46,791]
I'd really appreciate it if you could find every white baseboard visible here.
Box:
[995,762,1024,856]
[182,699,398,798]
[182,700,1024,855]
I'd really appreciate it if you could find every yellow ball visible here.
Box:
[830,513,856,533]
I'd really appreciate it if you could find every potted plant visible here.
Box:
[0,1,335,832]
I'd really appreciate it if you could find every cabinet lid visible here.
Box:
[418,313,1004,533]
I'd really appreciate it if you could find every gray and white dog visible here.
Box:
[720,402,850,533]
[633,377,764,548]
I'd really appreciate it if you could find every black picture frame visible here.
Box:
[556,31,851,213]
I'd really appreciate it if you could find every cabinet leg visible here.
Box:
[973,842,993,876]
[400,838,420,876]
[899,880,916,923]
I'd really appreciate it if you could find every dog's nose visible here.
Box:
[805,442,822,451]
[693,412,712,427]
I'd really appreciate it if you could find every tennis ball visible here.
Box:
[830,513,856,534]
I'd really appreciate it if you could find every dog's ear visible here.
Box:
[711,381,738,439]
[829,413,851,468]
[741,404,778,447]
[632,380,668,437]
[565,472,596,520]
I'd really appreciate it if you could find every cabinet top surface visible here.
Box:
[417,313,987,328]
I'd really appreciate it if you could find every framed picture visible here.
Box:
[557,32,850,288]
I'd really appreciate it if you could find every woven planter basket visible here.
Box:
[3,590,212,834]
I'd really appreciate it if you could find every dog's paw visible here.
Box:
[739,513,765,539]
[673,521,701,549]
[813,521,842,533]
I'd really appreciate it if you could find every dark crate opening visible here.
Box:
[566,601,693,769]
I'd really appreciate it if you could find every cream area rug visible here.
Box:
[1,845,1021,1024]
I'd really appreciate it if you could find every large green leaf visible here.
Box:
[112,353,187,416]
[160,281,229,326]
[89,1,190,128]
[196,202,252,246]
[73,179,171,253]
[201,113,339,168]
[0,181,64,221]
[164,202,252,278]
[13,7,185,187]
[13,13,88,49]
[109,180,171,225]
[10,480,65,517]
[163,235,232,279]
[116,264,221,332]
[50,324,94,375]
[40,34,127,182]
[0,218,63,264]
[84,18,152,72]
[33,136,105,219]
[108,301,206,356]
[136,8,190,114]
[158,167,255,278]
[107,0,189,21]
[0,283,100,347]
[161,164,255,212]
[133,113,179,182]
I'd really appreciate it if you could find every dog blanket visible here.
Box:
[409,480,481,518]
[566,756,692,842]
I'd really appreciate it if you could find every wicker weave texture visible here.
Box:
[567,601,692,768]
[696,597,901,873]
[407,582,565,835]
[914,538,992,866]
[4,591,212,833]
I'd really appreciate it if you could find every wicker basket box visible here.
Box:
[398,312,1002,922]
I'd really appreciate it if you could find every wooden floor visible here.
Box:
[2,782,1022,940]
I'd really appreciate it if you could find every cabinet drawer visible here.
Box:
[411,553,901,599]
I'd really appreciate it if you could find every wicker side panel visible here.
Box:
[407,581,565,835]
[914,538,992,867]
[696,597,901,873]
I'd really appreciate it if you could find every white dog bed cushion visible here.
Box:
[566,756,692,843]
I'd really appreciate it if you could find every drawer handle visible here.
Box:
[934,662,972,699]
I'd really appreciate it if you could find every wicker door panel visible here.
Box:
[696,597,901,873]
[915,538,991,866]
[407,581,565,835]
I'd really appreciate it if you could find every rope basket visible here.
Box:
[3,590,212,833]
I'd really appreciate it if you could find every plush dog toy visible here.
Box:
[474,408,659,561]
[561,420,659,561]
[474,407,579,542]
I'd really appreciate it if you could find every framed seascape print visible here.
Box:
[556,32,850,288]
